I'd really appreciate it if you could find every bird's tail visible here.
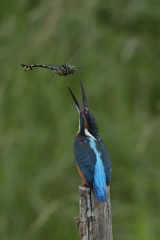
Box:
[92,183,107,202]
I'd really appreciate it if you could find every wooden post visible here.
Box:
[75,186,112,240]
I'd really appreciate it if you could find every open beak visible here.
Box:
[80,80,88,109]
[68,81,89,117]
[68,86,81,112]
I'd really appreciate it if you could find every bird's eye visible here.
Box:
[84,107,89,115]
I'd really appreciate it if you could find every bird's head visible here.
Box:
[68,81,100,140]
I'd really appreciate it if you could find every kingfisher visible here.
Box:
[68,81,112,202]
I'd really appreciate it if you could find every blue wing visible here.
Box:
[74,135,96,186]
[97,140,112,184]
[73,135,111,202]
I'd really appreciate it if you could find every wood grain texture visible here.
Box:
[75,186,113,240]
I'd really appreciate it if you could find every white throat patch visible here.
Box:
[84,128,97,141]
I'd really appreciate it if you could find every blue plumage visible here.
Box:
[68,81,112,202]
[88,138,107,201]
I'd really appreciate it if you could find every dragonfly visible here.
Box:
[21,53,81,83]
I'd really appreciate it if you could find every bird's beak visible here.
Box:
[80,81,88,109]
[68,86,81,112]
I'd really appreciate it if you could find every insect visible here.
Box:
[21,53,81,82]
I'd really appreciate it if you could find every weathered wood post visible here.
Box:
[75,186,112,240]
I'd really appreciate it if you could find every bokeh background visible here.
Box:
[1,1,160,240]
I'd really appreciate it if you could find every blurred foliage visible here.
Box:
[0,0,160,239]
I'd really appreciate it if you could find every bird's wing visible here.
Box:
[98,140,112,183]
[74,136,96,186]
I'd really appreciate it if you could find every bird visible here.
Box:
[68,81,112,202]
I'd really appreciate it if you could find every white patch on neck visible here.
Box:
[85,128,97,141]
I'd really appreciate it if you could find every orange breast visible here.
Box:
[76,164,89,187]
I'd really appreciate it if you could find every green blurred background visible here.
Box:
[0,0,160,239]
